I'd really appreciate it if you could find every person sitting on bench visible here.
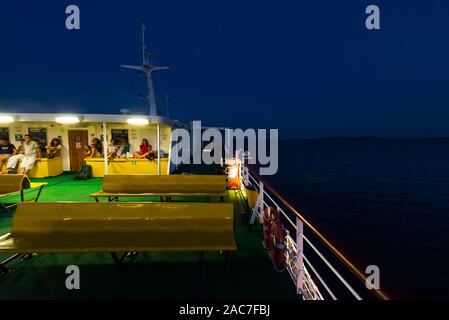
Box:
[7,134,41,176]
[116,138,130,158]
[45,138,62,159]
[84,138,103,158]
[0,138,17,173]
[107,138,118,159]
[132,138,155,159]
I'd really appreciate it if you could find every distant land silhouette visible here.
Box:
[281,136,449,141]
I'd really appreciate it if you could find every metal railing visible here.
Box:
[240,163,389,300]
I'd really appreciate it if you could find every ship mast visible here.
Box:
[121,20,170,116]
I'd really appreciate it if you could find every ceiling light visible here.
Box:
[55,116,80,124]
[127,117,149,125]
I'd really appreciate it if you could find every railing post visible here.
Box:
[250,180,264,224]
[296,217,305,297]
[242,166,249,186]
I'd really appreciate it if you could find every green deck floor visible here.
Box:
[0,173,297,300]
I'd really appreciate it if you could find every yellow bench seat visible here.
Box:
[90,174,227,202]
[85,158,169,177]
[90,191,226,200]
[0,202,236,253]
[0,175,47,212]
[1,157,63,178]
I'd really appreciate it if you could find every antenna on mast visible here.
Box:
[141,18,146,65]
[121,19,171,117]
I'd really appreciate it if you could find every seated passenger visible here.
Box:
[7,134,41,176]
[116,138,130,158]
[0,138,17,173]
[84,138,103,158]
[133,138,156,160]
[133,139,150,158]
[45,138,62,159]
[107,138,118,159]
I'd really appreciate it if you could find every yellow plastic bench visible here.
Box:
[85,158,169,177]
[2,157,63,178]
[90,174,227,202]
[0,175,47,212]
[0,202,236,257]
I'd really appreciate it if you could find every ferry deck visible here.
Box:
[0,167,297,300]
[0,161,390,300]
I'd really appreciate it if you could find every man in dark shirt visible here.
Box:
[0,137,17,173]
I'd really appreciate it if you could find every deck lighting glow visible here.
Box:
[0,115,15,123]
[55,116,80,124]
[127,117,149,125]
[228,166,239,179]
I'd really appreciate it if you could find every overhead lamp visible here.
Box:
[55,116,80,124]
[0,115,15,123]
[127,117,149,125]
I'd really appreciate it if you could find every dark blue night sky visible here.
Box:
[0,0,448,138]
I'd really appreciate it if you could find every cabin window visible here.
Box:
[0,127,9,140]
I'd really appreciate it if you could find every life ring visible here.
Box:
[262,207,286,272]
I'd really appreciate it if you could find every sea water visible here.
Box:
[267,138,449,298]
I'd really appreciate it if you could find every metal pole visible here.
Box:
[296,217,305,296]
[102,122,108,175]
[157,123,161,175]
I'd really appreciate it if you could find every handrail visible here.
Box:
[245,165,390,300]
[301,252,336,300]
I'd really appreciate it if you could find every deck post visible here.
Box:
[242,164,249,186]
[157,123,161,175]
[249,181,263,225]
[102,122,108,175]
[296,217,305,297]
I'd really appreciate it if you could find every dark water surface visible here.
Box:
[266,139,449,299]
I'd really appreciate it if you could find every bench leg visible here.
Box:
[125,252,139,259]
[110,252,119,264]
[220,196,224,202]
[0,253,25,274]
[0,202,10,214]
[110,252,135,268]
[0,263,10,274]
[110,252,125,268]
[21,253,36,261]
[94,197,99,203]
[34,185,44,202]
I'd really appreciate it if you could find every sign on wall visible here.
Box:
[28,127,48,151]
[111,129,129,142]
[0,128,9,140]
